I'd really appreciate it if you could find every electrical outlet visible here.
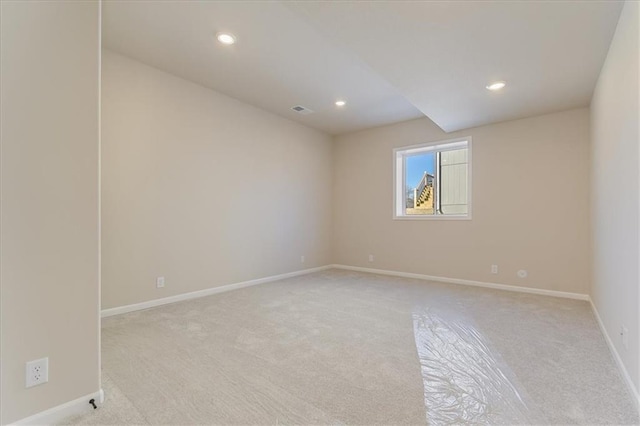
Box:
[26,357,48,388]
[368,254,374,262]
[621,325,629,349]
[491,264,498,274]
[300,255,305,263]
[517,269,528,278]
[156,276,165,288]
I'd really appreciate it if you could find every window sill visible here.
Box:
[393,214,471,221]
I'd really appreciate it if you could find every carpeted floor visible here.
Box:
[65,269,639,425]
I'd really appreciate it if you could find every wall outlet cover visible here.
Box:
[621,325,629,349]
[26,357,48,388]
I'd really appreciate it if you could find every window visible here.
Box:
[394,137,471,219]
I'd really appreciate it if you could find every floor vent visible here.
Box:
[291,105,314,115]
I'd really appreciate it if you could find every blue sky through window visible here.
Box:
[406,153,435,188]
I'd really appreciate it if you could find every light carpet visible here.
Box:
[65,269,639,425]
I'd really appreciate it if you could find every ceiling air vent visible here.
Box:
[291,105,314,115]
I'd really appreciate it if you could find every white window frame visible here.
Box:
[393,136,472,220]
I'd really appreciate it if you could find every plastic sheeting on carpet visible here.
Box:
[413,308,535,425]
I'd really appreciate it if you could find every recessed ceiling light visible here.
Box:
[486,81,506,91]
[216,33,236,45]
[335,100,346,107]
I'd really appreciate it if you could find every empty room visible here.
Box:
[1,0,639,424]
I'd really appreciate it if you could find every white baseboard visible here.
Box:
[589,298,640,413]
[101,265,332,318]
[330,264,590,300]
[103,264,589,318]
[12,388,104,426]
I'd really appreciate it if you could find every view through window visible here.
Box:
[394,138,470,218]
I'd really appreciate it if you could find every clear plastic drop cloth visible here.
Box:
[412,308,536,425]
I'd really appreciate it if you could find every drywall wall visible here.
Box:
[0,1,100,423]
[101,50,333,309]
[333,108,590,295]
[590,0,639,399]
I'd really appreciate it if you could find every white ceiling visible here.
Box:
[102,1,623,135]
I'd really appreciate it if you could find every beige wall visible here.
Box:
[333,108,590,295]
[590,0,639,397]
[101,50,333,309]
[0,1,100,423]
